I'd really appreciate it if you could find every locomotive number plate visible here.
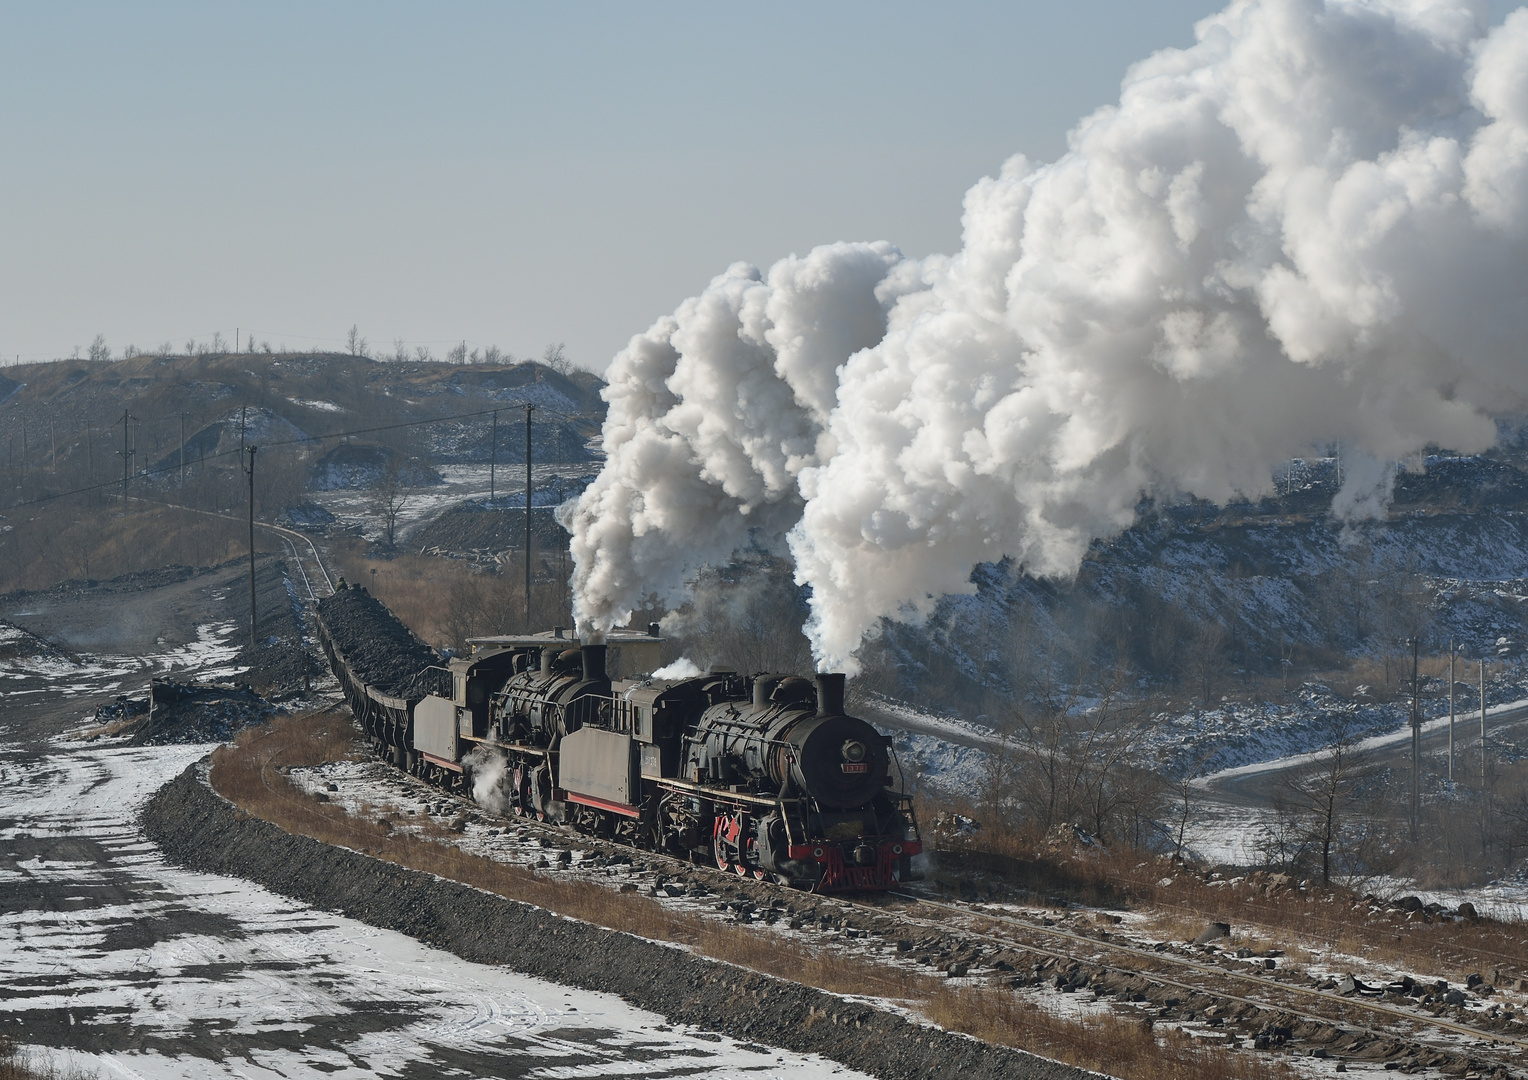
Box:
[840,763,869,773]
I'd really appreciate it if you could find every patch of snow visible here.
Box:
[0,741,871,1080]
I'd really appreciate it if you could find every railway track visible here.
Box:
[854,891,1528,1066]
[291,572,1526,1075]
[126,496,337,599]
[313,740,1524,1077]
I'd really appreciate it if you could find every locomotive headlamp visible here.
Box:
[841,740,867,763]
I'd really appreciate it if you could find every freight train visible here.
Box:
[314,588,921,892]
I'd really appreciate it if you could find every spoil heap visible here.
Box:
[117,678,274,745]
[0,619,73,665]
[316,584,442,699]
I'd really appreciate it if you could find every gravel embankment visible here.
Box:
[141,763,1101,1080]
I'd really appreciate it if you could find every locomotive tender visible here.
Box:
[404,627,923,891]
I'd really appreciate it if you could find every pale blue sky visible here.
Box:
[0,2,1506,371]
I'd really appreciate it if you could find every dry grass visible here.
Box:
[932,812,1528,985]
[928,986,1295,1080]
[0,1039,95,1080]
[328,543,570,650]
[212,711,1294,1078]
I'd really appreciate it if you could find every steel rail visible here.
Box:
[280,535,317,602]
[126,495,335,595]
[865,890,1528,1056]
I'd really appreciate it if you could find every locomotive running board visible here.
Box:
[557,789,641,818]
[419,752,463,773]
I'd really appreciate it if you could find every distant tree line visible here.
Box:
[41,329,580,375]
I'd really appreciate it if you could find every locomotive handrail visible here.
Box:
[653,774,809,809]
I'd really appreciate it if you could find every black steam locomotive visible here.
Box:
[318,602,920,891]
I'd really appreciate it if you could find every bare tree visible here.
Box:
[414,345,434,363]
[392,337,409,363]
[447,341,468,365]
[543,342,572,375]
[369,456,414,547]
[347,325,368,357]
[1171,760,1213,862]
[1007,664,1166,846]
[1183,615,1230,705]
[87,335,111,362]
[1278,716,1368,883]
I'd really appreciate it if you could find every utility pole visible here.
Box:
[179,414,186,488]
[1448,637,1456,782]
[240,405,247,459]
[1482,657,1490,852]
[245,446,257,652]
[18,422,24,502]
[489,410,497,504]
[524,403,535,629]
[117,410,134,509]
[1409,636,1420,842]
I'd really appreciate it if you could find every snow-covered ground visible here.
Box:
[0,738,869,1080]
[312,463,591,545]
[0,618,245,702]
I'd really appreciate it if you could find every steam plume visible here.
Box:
[567,0,1528,673]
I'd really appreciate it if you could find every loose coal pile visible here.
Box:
[317,584,442,699]
[410,504,571,559]
[0,620,73,665]
[112,678,275,745]
[230,557,318,695]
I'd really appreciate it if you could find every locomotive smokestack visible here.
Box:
[753,675,779,708]
[816,672,845,717]
[582,643,608,683]
[541,647,556,676]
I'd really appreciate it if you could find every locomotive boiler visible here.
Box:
[405,628,921,891]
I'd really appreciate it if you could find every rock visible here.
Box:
[1337,974,1380,996]
[1395,895,1424,913]
[1457,901,1479,921]
[1194,922,1231,944]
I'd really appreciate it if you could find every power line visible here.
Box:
[5,400,584,509]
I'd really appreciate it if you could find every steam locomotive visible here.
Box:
[317,604,920,891]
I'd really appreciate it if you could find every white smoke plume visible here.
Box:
[651,657,704,680]
[567,0,1528,674]
[463,743,511,815]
